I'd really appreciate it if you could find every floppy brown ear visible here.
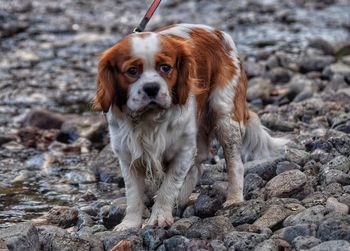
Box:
[173,45,197,105]
[93,58,116,113]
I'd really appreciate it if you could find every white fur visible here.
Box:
[131,32,159,67]
[159,23,213,39]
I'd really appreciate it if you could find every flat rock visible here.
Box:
[186,215,234,240]
[317,214,350,242]
[46,206,79,228]
[326,197,349,214]
[244,158,281,181]
[224,230,271,251]
[0,222,39,251]
[283,205,326,227]
[22,109,66,130]
[292,236,321,251]
[253,239,278,251]
[169,216,200,236]
[277,223,317,244]
[309,240,350,251]
[265,170,307,199]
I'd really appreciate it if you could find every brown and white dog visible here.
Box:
[94,24,287,231]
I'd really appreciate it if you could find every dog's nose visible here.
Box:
[143,82,160,98]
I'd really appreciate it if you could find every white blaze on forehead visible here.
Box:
[159,23,213,39]
[131,33,160,69]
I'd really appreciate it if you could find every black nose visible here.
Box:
[143,82,160,98]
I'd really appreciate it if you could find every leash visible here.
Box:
[133,0,162,33]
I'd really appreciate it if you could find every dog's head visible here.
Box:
[94,32,197,114]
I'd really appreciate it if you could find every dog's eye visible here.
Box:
[160,64,171,73]
[126,67,140,77]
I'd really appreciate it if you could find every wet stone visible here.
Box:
[46,206,79,228]
[0,222,39,251]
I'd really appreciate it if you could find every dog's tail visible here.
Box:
[241,110,289,162]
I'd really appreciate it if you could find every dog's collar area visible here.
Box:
[133,0,162,33]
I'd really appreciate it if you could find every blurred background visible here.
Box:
[0,0,350,229]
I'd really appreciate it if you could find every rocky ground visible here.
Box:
[1,0,350,250]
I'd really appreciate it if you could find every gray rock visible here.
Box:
[182,205,195,218]
[224,230,271,251]
[169,216,200,236]
[317,214,350,241]
[283,205,326,227]
[186,216,234,240]
[267,67,291,84]
[46,206,79,228]
[320,169,350,186]
[224,199,264,226]
[194,188,225,218]
[142,227,168,250]
[95,228,143,251]
[326,197,349,214]
[265,170,307,199]
[284,148,310,166]
[308,38,335,55]
[276,161,301,175]
[253,203,305,229]
[260,113,295,132]
[163,235,189,251]
[323,63,350,78]
[244,158,281,181]
[0,222,39,251]
[309,240,350,251]
[22,109,66,130]
[299,55,335,73]
[247,78,273,101]
[210,240,227,251]
[302,192,328,207]
[101,204,125,229]
[243,173,265,198]
[292,236,321,250]
[322,155,350,173]
[244,62,266,79]
[38,225,91,251]
[183,239,213,250]
[277,223,317,244]
[91,144,124,185]
[329,136,350,157]
[253,239,278,251]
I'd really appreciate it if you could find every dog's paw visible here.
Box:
[223,198,244,208]
[113,220,140,232]
[147,208,173,228]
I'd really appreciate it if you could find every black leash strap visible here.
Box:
[133,0,162,33]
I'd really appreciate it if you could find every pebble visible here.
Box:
[46,206,79,228]
[265,170,307,199]
[292,236,321,250]
[194,188,225,218]
[317,214,350,242]
[309,240,350,251]
[326,197,349,214]
[224,230,271,251]
[277,223,317,244]
[283,205,326,227]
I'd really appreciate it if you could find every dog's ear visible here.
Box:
[93,57,116,113]
[173,44,197,105]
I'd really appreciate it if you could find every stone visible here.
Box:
[0,222,39,251]
[276,161,301,175]
[95,228,143,251]
[323,63,350,78]
[322,155,350,173]
[46,206,79,228]
[244,62,266,78]
[186,216,234,240]
[169,216,200,236]
[265,170,307,199]
[320,169,350,186]
[308,38,335,55]
[60,115,107,146]
[163,236,189,251]
[253,239,278,251]
[266,67,291,84]
[317,214,350,241]
[224,199,264,227]
[22,109,66,130]
[302,192,328,208]
[292,236,321,250]
[247,78,273,101]
[284,148,309,166]
[244,158,281,181]
[243,173,265,198]
[253,203,305,229]
[142,227,169,250]
[326,197,349,214]
[283,205,326,227]
[38,225,91,251]
[194,188,225,218]
[277,223,317,244]
[309,240,350,251]
[102,204,126,229]
[299,55,335,73]
[210,240,227,251]
[224,230,271,251]
[260,113,295,132]
[329,136,350,157]
[91,144,124,185]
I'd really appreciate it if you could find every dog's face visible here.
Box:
[94,32,196,113]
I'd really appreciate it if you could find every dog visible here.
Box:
[94,23,288,231]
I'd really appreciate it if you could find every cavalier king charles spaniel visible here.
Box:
[94,24,287,231]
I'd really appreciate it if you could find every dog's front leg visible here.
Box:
[114,159,145,231]
[147,147,196,227]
